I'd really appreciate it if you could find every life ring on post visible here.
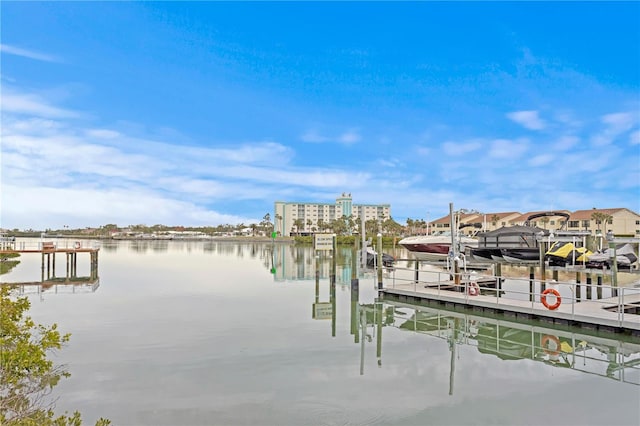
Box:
[468,281,480,296]
[541,288,561,310]
[74,241,81,249]
[541,335,561,356]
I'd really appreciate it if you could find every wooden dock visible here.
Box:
[1,241,100,286]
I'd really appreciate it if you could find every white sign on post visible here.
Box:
[314,234,334,251]
[312,302,333,320]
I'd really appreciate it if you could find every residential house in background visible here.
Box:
[429,208,640,237]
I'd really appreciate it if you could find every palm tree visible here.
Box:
[293,218,305,235]
[406,218,414,235]
[275,214,282,235]
[591,210,613,233]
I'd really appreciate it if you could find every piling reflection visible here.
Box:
[353,299,640,389]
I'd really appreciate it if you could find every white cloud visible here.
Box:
[442,140,482,156]
[0,43,59,62]
[338,129,361,144]
[528,154,554,167]
[1,184,252,230]
[2,91,79,118]
[86,129,121,139]
[0,91,375,228]
[301,128,361,145]
[488,138,529,159]
[376,158,402,168]
[300,130,328,143]
[506,110,546,130]
[415,146,430,156]
[553,135,580,151]
[591,111,638,146]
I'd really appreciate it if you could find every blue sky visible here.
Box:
[1,2,639,230]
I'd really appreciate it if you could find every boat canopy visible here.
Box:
[476,225,547,248]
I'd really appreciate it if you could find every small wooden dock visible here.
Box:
[1,240,100,285]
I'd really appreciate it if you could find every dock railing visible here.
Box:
[5,239,102,251]
[381,261,640,329]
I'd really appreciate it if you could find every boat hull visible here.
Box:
[499,248,540,264]
[399,236,477,261]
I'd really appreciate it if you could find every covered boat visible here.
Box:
[586,243,639,270]
[470,225,547,264]
[470,211,569,264]
[545,242,593,266]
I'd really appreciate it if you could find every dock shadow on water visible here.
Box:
[1,238,638,425]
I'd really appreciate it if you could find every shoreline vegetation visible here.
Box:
[5,234,402,247]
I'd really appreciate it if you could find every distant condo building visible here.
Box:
[274,193,391,236]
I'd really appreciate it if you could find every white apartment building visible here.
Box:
[274,193,391,236]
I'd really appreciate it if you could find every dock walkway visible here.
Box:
[379,266,640,335]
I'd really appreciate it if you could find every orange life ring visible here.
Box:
[468,281,480,296]
[541,288,561,310]
[541,335,561,356]
[74,241,81,249]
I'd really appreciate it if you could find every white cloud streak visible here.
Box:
[301,128,361,145]
[0,43,60,62]
[442,140,482,156]
[506,110,546,130]
[591,112,638,146]
[2,91,79,118]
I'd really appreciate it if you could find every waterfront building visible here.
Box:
[274,193,391,236]
[430,208,640,237]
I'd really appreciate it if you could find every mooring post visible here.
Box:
[597,275,603,299]
[331,272,336,338]
[529,266,535,302]
[575,272,581,302]
[414,261,419,286]
[360,308,366,376]
[586,273,592,300]
[52,252,56,278]
[377,233,383,289]
[540,256,547,293]
[331,234,337,338]
[496,263,502,294]
[376,301,383,364]
[351,277,359,343]
[315,252,320,305]
[41,253,45,282]
[609,241,618,298]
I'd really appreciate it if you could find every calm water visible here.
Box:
[3,239,640,425]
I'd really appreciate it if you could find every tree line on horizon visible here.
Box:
[4,211,616,239]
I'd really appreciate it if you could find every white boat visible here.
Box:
[398,234,478,261]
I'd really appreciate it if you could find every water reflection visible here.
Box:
[352,299,640,389]
[5,239,638,424]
